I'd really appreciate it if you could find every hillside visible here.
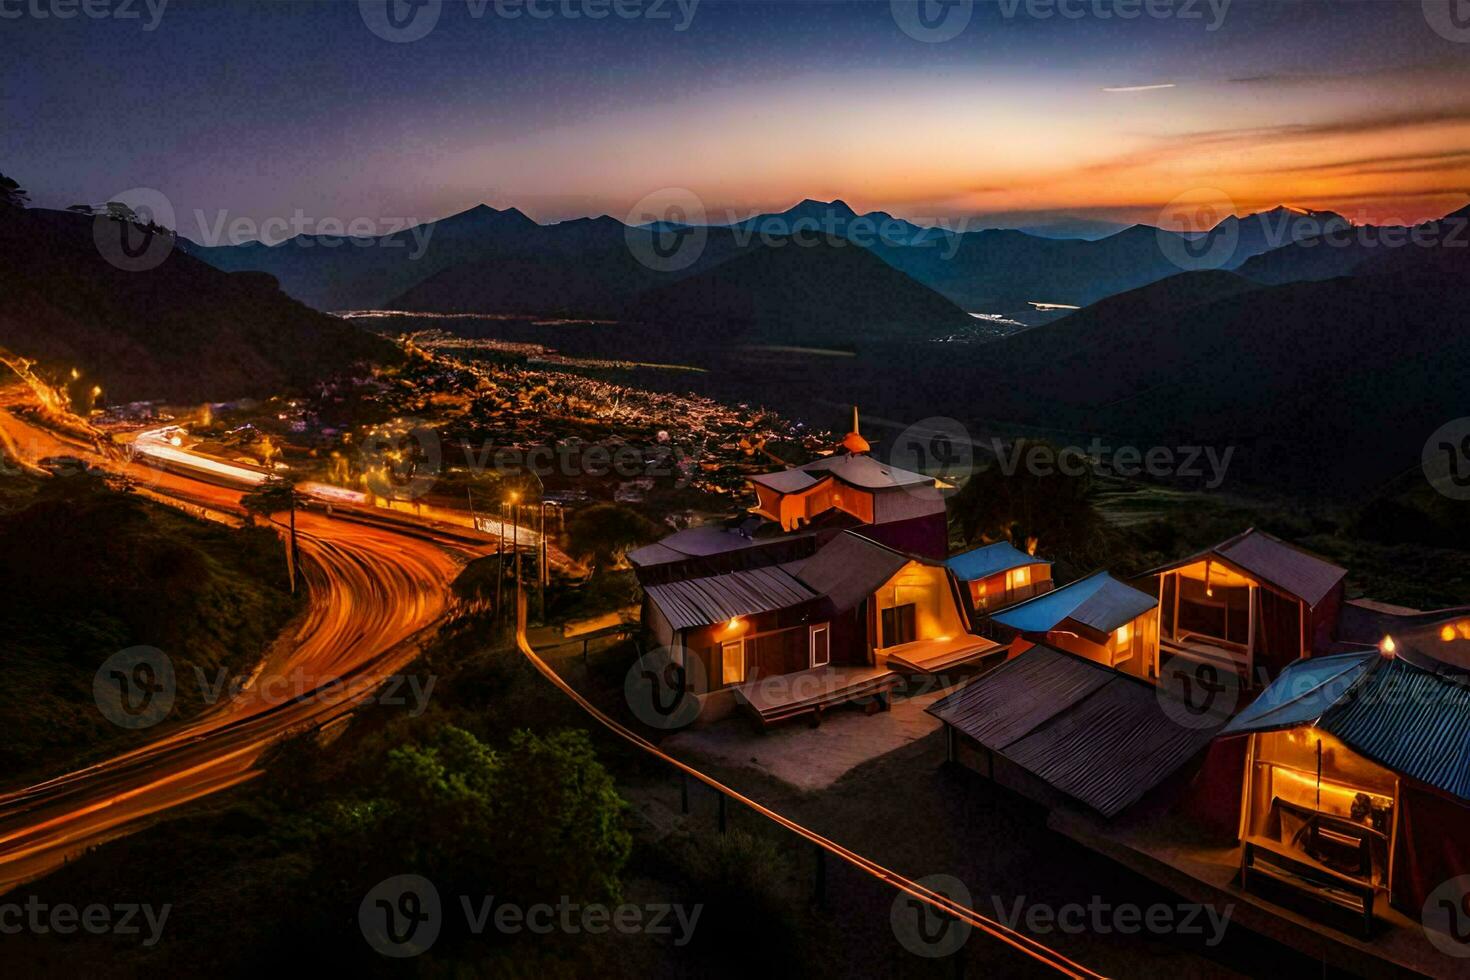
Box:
[0,208,398,402]
[0,468,299,780]
[927,260,1470,493]
[185,203,540,311]
[1233,203,1468,286]
[626,237,975,346]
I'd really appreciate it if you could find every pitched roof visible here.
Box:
[1225,651,1470,801]
[748,468,826,494]
[1152,528,1346,608]
[991,571,1156,636]
[946,541,1050,582]
[929,646,1220,817]
[799,452,934,490]
[792,531,913,613]
[644,565,819,631]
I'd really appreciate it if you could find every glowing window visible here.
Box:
[721,640,745,686]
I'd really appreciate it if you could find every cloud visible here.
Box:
[1102,83,1176,93]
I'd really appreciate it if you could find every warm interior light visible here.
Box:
[1442,625,1457,643]
[1115,622,1132,645]
[1380,635,1396,655]
[725,617,744,632]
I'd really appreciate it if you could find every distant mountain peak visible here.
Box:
[786,197,858,218]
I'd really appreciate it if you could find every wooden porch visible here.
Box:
[732,664,900,729]
[881,634,1003,675]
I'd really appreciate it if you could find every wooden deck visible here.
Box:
[732,665,900,728]
[882,635,1003,675]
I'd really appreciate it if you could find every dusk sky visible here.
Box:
[6,0,1470,236]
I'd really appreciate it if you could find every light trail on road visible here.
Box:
[0,397,484,892]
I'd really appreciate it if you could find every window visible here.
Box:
[1111,621,1134,665]
[1008,566,1031,590]
[881,603,917,647]
[810,624,830,668]
[721,640,744,685]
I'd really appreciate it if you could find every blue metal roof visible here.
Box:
[1226,651,1470,801]
[946,541,1050,582]
[990,571,1156,635]
[1223,651,1377,735]
[1318,656,1470,801]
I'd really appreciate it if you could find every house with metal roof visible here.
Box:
[629,408,949,585]
[641,530,1000,727]
[928,644,1222,817]
[987,571,1160,680]
[1145,528,1347,687]
[946,540,1054,620]
[1214,642,1470,932]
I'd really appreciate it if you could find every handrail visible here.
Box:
[513,593,1108,979]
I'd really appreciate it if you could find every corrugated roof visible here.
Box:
[946,541,1051,582]
[1225,651,1470,801]
[794,531,912,613]
[991,571,1156,636]
[929,646,1219,817]
[1152,528,1346,608]
[800,453,934,490]
[644,565,818,631]
[1319,656,1470,801]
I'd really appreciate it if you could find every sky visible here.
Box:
[4,0,1469,238]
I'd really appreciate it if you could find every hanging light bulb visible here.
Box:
[1204,559,1214,598]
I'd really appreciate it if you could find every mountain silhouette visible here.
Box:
[0,209,396,402]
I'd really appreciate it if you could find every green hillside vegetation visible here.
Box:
[0,469,301,780]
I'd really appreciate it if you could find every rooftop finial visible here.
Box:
[841,405,870,455]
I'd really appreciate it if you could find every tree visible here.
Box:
[0,173,28,211]
[949,439,1105,567]
[239,474,298,521]
[315,725,630,908]
[565,503,661,575]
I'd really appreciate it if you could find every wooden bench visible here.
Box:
[1241,836,1377,936]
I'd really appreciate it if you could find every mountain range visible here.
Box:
[0,209,397,402]
[184,196,1456,338]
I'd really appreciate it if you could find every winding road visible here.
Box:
[0,392,488,891]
